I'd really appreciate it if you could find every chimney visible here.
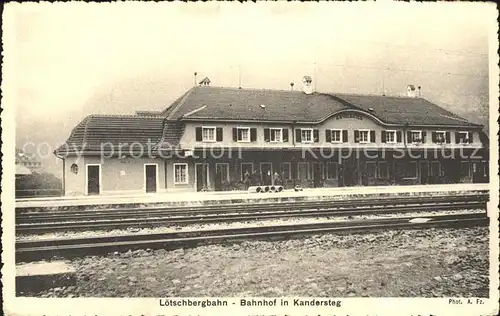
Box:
[302,76,313,95]
[407,84,417,98]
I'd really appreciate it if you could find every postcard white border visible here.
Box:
[2,2,499,316]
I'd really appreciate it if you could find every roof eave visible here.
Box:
[181,114,484,129]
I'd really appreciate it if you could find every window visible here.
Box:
[326,162,338,180]
[330,129,342,143]
[482,160,488,177]
[430,161,442,176]
[385,130,396,144]
[174,163,188,184]
[216,163,230,183]
[410,131,422,143]
[355,130,375,143]
[281,162,291,180]
[202,127,216,142]
[70,163,78,174]
[378,162,388,178]
[460,161,470,177]
[327,129,346,143]
[435,131,446,143]
[298,162,309,179]
[234,127,256,142]
[296,128,318,143]
[270,128,282,142]
[366,162,377,178]
[301,129,313,143]
[241,163,253,181]
[359,130,370,143]
[457,131,471,144]
[237,127,250,142]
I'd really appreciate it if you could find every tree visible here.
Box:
[15,172,63,198]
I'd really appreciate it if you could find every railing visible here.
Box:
[15,189,64,199]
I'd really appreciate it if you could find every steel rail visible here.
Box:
[16,193,488,216]
[16,213,488,262]
[16,199,484,225]
[16,194,488,221]
[16,202,486,234]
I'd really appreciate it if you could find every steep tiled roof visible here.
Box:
[55,115,164,154]
[156,121,185,149]
[165,86,349,122]
[162,86,480,127]
[135,110,162,117]
[331,93,480,127]
[160,88,195,116]
[58,86,484,156]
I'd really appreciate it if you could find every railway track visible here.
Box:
[17,194,487,218]
[16,212,488,262]
[16,195,487,234]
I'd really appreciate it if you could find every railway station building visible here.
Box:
[55,78,490,196]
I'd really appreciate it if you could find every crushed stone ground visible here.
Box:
[20,226,489,298]
[16,208,484,241]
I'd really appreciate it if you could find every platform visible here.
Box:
[16,261,76,294]
[15,183,490,209]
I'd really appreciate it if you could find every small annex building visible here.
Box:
[55,80,489,196]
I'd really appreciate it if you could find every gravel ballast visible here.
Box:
[21,226,489,298]
[16,208,485,241]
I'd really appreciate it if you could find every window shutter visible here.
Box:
[232,128,238,142]
[445,132,451,143]
[295,129,302,143]
[432,132,436,143]
[216,127,223,141]
[354,130,360,143]
[396,131,402,143]
[326,130,332,142]
[342,130,348,143]
[195,127,202,141]
[422,131,427,143]
[264,128,270,142]
[468,131,473,143]
[283,128,289,142]
[455,132,460,144]
[407,131,412,143]
[381,131,386,143]
[370,130,376,143]
[250,128,257,142]
[313,129,319,142]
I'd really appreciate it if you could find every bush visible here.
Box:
[15,172,63,198]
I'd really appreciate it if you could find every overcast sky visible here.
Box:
[4,2,495,177]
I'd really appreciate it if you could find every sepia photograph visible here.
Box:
[2,1,499,316]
